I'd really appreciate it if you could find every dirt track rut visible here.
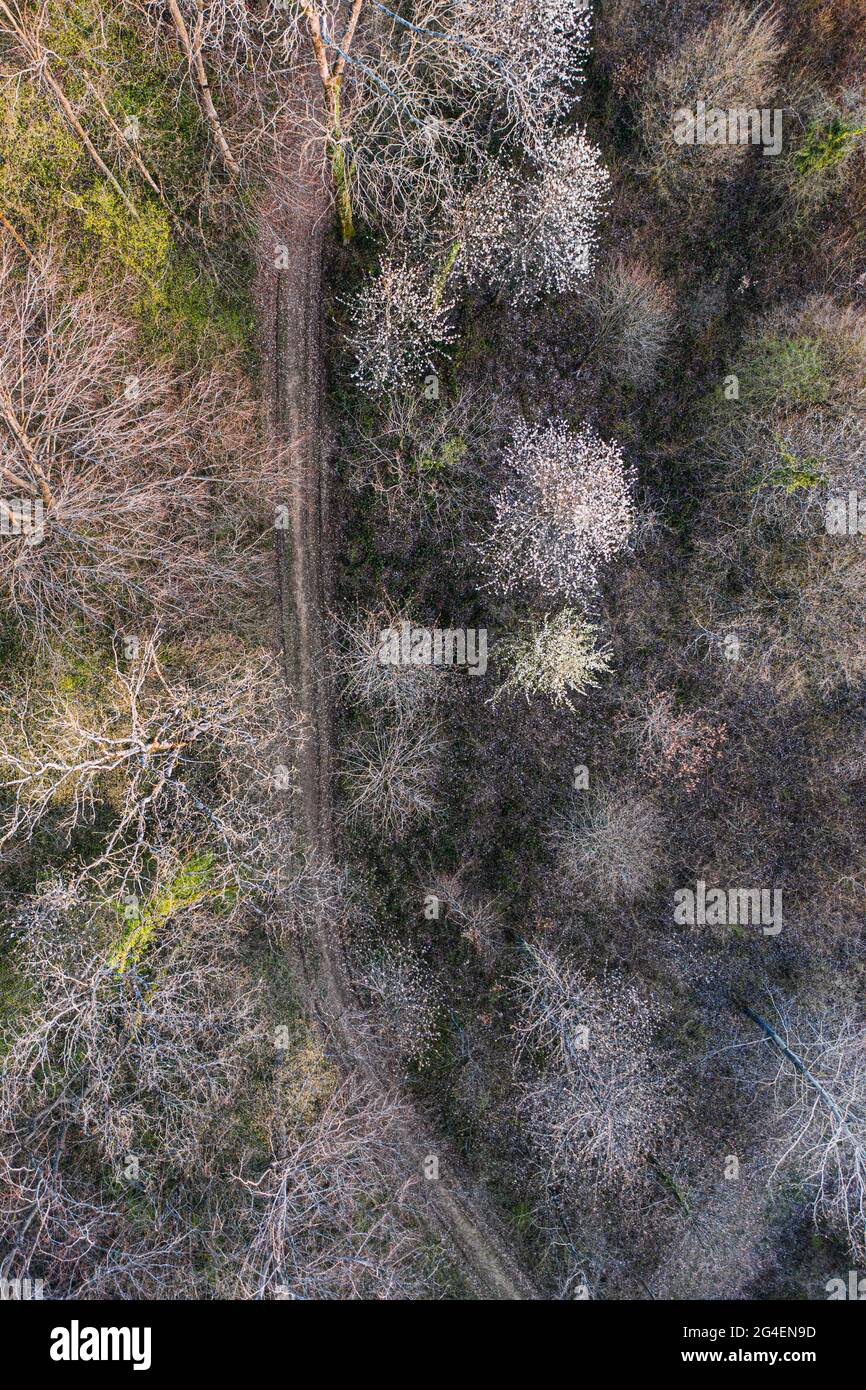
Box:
[259,122,539,1301]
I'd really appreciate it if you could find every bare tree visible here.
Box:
[0,249,259,644]
[513,944,671,1192]
[426,868,502,967]
[621,689,727,793]
[581,256,675,387]
[639,4,785,200]
[331,604,445,717]
[741,994,866,1261]
[286,1,601,237]
[344,388,489,550]
[340,714,442,839]
[234,1076,436,1299]
[162,0,243,173]
[0,0,141,215]
[551,785,665,904]
[0,633,289,899]
[689,297,866,700]
[0,888,262,1297]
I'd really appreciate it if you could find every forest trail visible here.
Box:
[258,119,539,1303]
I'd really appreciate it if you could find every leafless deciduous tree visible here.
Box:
[289,1,601,237]
[621,689,727,793]
[427,868,502,967]
[331,604,445,717]
[0,0,143,215]
[551,785,665,904]
[0,249,259,643]
[742,995,866,1261]
[640,3,785,199]
[513,944,671,1192]
[649,1167,774,1299]
[0,888,262,1297]
[0,633,289,899]
[689,297,866,699]
[340,715,442,839]
[344,388,488,549]
[580,256,675,386]
[234,1076,435,1299]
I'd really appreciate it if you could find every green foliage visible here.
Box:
[0,949,33,1060]
[43,0,207,188]
[73,183,171,287]
[56,649,110,696]
[735,335,830,409]
[0,88,83,232]
[749,437,826,494]
[433,241,461,306]
[0,0,252,362]
[109,853,222,972]
[416,434,466,475]
[795,117,866,177]
[144,258,255,358]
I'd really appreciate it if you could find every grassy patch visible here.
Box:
[109,852,222,972]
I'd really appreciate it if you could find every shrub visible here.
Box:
[622,690,728,792]
[779,89,866,218]
[493,610,613,710]
[552,786,664,903]
[584,256,675,387]
[690,298,866,698]
[639,4,785,198]
[332,606,445,718]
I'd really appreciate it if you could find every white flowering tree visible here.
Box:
[360,941,443,1068]
[461,132,611,303]
[481,419,635,602]
[347,256,455,392]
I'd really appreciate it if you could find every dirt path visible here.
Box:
[258,116,539,1303]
